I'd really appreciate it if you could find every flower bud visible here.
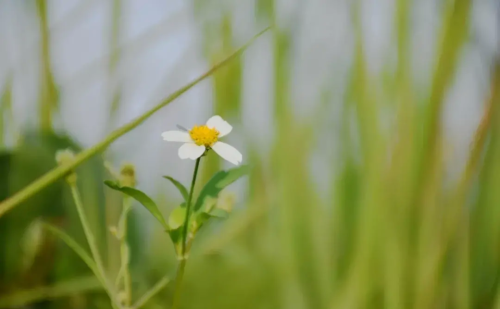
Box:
[119,162,136,187]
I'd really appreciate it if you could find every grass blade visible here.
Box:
[0,276,101,308]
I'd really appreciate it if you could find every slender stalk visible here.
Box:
[172,159,201,309]
[119,198,133,306]
[131,275,170,309]
[0,276,101,309]
[182,157,201,255]
[171,259,187,309]
[0,26,269,219]
[71,185,107,281]
[70,184,120,309]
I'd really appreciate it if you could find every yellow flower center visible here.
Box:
[189,125,219,146]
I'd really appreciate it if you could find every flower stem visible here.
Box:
[171,158,201,309]
[171,258,187,309]
[182,157,201,255]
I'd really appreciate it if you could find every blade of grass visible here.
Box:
[383,0,414,308]
[0,276,101,308]
[36,0,58,133]
[0,76,12,147]
[417,0,472,188]
[413,1,472,306]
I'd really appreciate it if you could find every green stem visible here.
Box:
[119,198,133,306]
[0,26,269,219]
[182,157,201,255]
[171,258,187,309]
[172,158,201,309]
[131,275,170,309]
[0,276,101,309]
[70,184,120,309]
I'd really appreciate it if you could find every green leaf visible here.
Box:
[168,207,187,230]
[168,228,183,257]
[208,208,229,219]
[192,208,230,234]
[163,176,189,201]
[104,180,167,229]
[42,223,99,277]
[167,206,187,256]
[193,165,250,212]
[192,212,211,233]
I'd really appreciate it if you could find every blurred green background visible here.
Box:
[0,0,499,308]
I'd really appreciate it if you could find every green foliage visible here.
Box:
[163,176,189,202]
[193,165,251,212]
[206,208,229,219]
[1,1,497,309]
[0,132,105,296]
[104,181,168,229]
[168,207,187,231]
[167,206,187,255]
[42,223,98,277]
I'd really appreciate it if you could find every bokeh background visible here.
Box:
[1,0,500,308]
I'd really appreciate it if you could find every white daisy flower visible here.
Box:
[161,115,243,165]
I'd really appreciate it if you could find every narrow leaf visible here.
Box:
[104,180,167,228]
[192,208,229,234]
[208,208,229,219]
[43,223,99,276]
[0,276,101,309]
[194,165,250,212]
[163,176,189,201]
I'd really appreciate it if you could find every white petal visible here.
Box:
[161,131,192,142]
[212,142,242,165]
[178,143,206,160]
[206,115,232,137]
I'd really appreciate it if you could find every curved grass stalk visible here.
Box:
[0,276,101,309]
[42,224,101,282]
[0,26,269,219]
[131,275,170,309]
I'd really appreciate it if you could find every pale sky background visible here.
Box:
[0,0,498,202]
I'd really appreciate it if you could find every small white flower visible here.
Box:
[161,115,243,165]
